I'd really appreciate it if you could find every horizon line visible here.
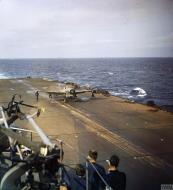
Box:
[0,56,173,59]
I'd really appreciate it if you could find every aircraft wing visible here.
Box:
[46,91,66,95]
[75,90,92,94]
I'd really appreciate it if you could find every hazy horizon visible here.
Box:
[0,57,173,60]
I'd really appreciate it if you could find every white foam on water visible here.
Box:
[130,87,147,97]
[110,91,129,97]
[111,87,147,99]
[108,72,114,75]
[127,95,134,99]
[103,71,114,76]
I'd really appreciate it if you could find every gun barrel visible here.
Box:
[27,116,54,149]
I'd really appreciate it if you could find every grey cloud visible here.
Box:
[0,0,173,58]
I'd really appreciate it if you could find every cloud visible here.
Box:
[0,0,173,58]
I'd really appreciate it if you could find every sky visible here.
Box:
[0,0,173,58]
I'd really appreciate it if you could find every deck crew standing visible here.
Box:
[106,155,126,190]
[87,150,107,190]
[35,91,39,102]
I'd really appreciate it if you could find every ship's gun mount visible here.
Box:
[2,94,41,125]
[0,95,63,190]
[1,94,55,150]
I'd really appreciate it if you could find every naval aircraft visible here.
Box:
[44,83,95,102]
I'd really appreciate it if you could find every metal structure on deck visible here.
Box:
[0,95,111,190]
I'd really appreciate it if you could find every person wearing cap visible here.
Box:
[87,150,106,190]
[106,154,126,190]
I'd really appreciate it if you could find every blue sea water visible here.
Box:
[0,58,173,110]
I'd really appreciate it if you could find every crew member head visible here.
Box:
[109,154,120,170]
[87,150,98,163]
[75,164,85,177]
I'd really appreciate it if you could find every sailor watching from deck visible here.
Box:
[87,150,106,190]
[106,154,126,190]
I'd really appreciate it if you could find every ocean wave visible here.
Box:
[108,72,114,75]
[0,58,172,108]
[103,71,114,76]
[56,72,76,82]
[130,87,147,97]
[110,91,129,97]
[110,87,147,100]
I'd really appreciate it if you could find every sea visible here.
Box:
[0,58,173,111]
